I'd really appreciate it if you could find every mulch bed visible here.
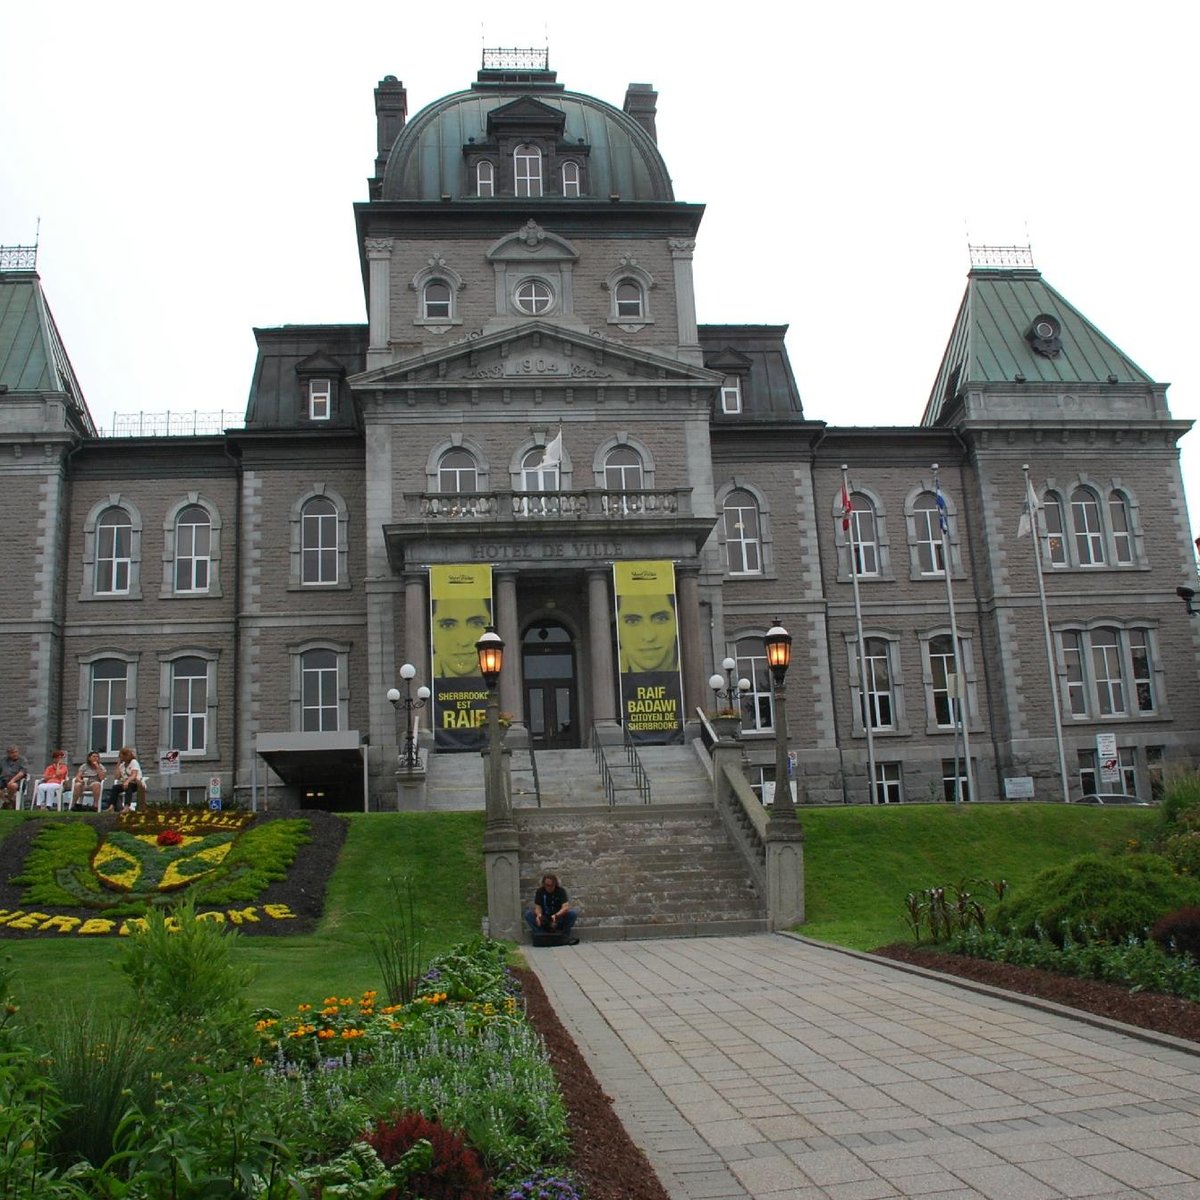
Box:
[872,942,1200,1043]
[515,965,671,1200]
[0,810,347,937]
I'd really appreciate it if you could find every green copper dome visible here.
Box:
[380,76,674,203]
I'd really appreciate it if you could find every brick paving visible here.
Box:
[526,934,1200,1200]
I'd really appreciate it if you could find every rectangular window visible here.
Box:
[720,377,742,414]
[1077,749,1098,797]
[849,508,879,576]
[170,658,208,754]
[735,644,773,731]
[862,639,894,729]
[1110,494,1133,563]
[1147,746,1165,802]
[1044,497,1068,567]
[90,661,127,754]
[1091,631,1125,716]
[875,762,902,804]
[1130,630,1154,712]
[97,521,132,594]
[927,637,956,729]
[1118,746,1137,795]
[1061,632,1087,717]
[174,512,211,593]
[309,379,332,421]
[301,650,339,732]
[942,759,971,803]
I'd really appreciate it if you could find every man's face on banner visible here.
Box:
[433,596,491,676]
[619,593,678,673]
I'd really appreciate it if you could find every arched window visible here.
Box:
[174,505,211,593]
[521,447,559,494]
[735,636,774,731]
[96,508,133,595]
[90,658,128,753]
[300,648,339,732]
[848,496,879,576]
[561,161,580,197]
[1071,487,1105,565]
[439,448,478,494]
[423,280,451,320]
[514,144,542,197]
[615,280,644,320]
[1043,493,1069,566]
[170,655,208,753]
[301,497,338,585]
[1109,490,1133,563]
[912,493,944,575]
[862,637,894,729]
[1058,624,1157,718]
[476,160,494,197]
[723,489,762,575]
[514,279,553,315]
[927,634,956,728]
[604,446,643,492]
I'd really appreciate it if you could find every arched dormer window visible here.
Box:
[603,258,655,329]
[561,161,581,197]
[423,280,451,320]
[476,160,495,197]
[514,144,542,197]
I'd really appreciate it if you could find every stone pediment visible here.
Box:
[351,323,721,391]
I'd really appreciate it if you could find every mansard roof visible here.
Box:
[0,268,95,435]
[924,267,1158,425]
[700,325,804,420]
[244,324,367,430]
[378,74,673,203]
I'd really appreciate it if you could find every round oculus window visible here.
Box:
[515,279,554,315]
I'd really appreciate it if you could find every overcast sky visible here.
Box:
[3,1,1196,536]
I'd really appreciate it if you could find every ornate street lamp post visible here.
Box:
[475,625,509,828]
[387,663,431,771]
[764,620,794,817]
[708,655,751,737]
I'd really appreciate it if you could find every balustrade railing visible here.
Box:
[410,488,688,521]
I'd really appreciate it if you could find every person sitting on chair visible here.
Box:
[1,747,29,808]
[525,873,579,944]
[33,750,68,809]
[72,751,107,810]
[106,747,142,811]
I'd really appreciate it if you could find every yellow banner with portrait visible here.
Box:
[613,560,684,745]
[430,564,493,751]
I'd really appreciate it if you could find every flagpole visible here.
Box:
[842,464,877,803]
[1024,464,1072,803]
[933,464,974,805]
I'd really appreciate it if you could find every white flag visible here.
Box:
[538,428,563,468]
[1017,477,1040,538]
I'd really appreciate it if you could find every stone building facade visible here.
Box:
[1,57,1196,810]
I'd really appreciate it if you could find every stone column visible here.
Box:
[669,238,702,365]
[404,571,429,682]
[676,566,705,721]
[366,238,393,371]
[587,568,618,735]
[495,571,524,733]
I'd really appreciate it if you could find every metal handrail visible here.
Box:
[526,735,542,808]
[591,730,616,806]
[619,723,652,804]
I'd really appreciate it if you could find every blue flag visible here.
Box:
[933,477,948,533]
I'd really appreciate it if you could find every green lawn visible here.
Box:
[0,802,1156,1012]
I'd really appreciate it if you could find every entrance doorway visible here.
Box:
[522,622,578,749]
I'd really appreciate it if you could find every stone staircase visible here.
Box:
[517,801,766,941]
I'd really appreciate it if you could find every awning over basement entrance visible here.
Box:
[255,731,367,810]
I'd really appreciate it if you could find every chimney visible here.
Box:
[623,83,658,143]
[374,76,408,180]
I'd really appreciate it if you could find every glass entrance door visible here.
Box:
[522,623,578,749]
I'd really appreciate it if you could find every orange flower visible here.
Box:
[317,1029,336,1040]
[341,1028,365,1039]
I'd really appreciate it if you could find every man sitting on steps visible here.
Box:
[526,873,579,945]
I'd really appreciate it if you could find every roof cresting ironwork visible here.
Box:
[482,47,549,71]
[968,244,1035,269]
[0,245,38,272]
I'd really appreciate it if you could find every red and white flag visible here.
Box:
[839,482,853,531]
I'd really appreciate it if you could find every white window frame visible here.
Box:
[514,278,554,315]
[89,658,130,756]
[720,376,742,414]
[439,448,479,494]
[301,497,338,586]
[290,641,350,734]
[1109,489,1134,564]
[174,505,210,593]
[96,508,133,595]
[913,493,945,576]
[862,636,896,731]
[604,446,644,493]
[1035,478,1143,570]
[875,762,903,804]
[81,496,143,601]
[1056,623,1162,721]
[846,631,908,737]
[561,160,581,197]
[734,636,774,732]
[1071,487,1106,566]
[723,489,762,575]
[309,378,332,421]
[848,499,880,577]
[614,280,644,320]
[289,486,350,591]
[476,160,495,197]
[942,759,972,803]
[514,144,543,197]
[927,634,956,730]
[160,651,218,759]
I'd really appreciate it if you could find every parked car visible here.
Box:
[1075,793,1152,806]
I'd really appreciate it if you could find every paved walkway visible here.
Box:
[526,934,1200,1200]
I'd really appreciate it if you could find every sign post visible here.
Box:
[208,775,222,811]
[1096,732,1119,789]
[158,749,181,807]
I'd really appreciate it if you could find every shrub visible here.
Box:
[994,853,1200,945]
[371,876,425,1006]
[1160,768,1200,831]
[1150,906,1200,958]
[366,1111,494,1200]
[1161,830,1200,877]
